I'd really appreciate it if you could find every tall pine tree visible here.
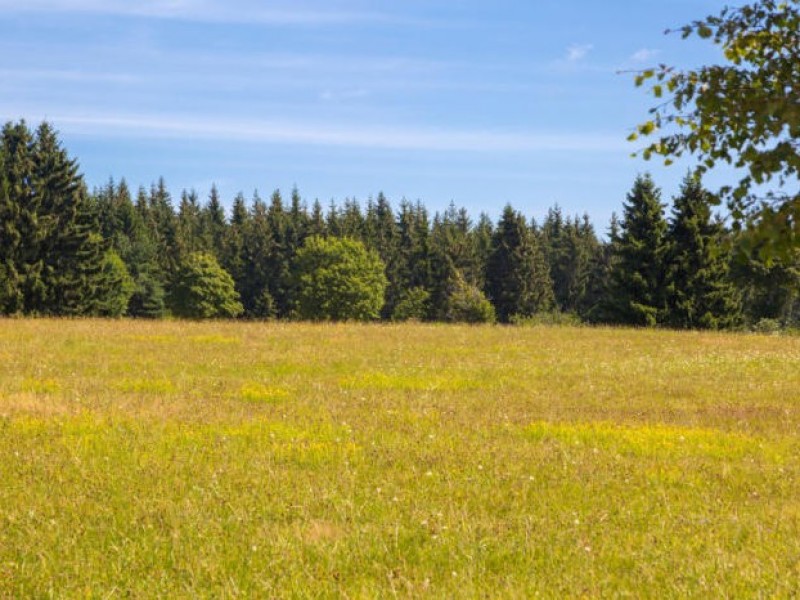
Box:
[239,192,276,318]
[485,205,554,322]
[665,176,741,329]
[202,184,227,259]
[0,121,39,313]
[607,174,668,326]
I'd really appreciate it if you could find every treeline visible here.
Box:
[1,121,798,328]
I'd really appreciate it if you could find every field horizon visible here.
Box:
[1,319,799,596]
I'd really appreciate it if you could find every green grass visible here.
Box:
[1,320,799,597]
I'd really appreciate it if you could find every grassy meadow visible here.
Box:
[1,320,799,597]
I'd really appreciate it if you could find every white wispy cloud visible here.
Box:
[2,109,628,153]
[319,89,369,102]
[0,68,139,84]
[566,44,593,62]
[0,0,403,26]
[630,48,659,63]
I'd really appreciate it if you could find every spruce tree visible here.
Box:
[202,184,227,259]
[607,174,668,326]
[0,138,22,313]
[239,193,276,318]
[427,213,460,320]
[28,122,110,315]
[471,213,494,290]
[0,121,41,314]
[427,204,486,320]
[571,214,604,319]
[410,202,432,293]
[485,205,554,322]
[308,199,326,237]
[265,190,292,317]
[665,176,741,329]
[287,186,310,255]
[541,205,570,309]
[394,200,430,315]
[147,178,178,284]
[221,192,248,294]
[49,204,108,316]
[541,206,599,314]
[339,198,364,239]
[326,200,341,237]
[177,189,203,257]
[365,192,399,318]
[99,179,144,264]
[94,179,163,317]
[585,213,621,323]
[135,179,176,317]
[571,215,603,317]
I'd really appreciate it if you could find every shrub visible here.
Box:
[752,318,782,335]
[511,311,583,327]
[98,250,135,317]
[392,287,430,322]
[128,271,166,319]
[169,252,243,319]
[446,273,496,324]
[292,236,387,321]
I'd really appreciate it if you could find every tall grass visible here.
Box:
[1,320,799,596]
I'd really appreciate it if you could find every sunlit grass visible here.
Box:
[0,320,799,596]
[238,382,291,404]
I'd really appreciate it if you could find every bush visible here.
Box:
[392,287,430,322]
[169,252,243,319]
[446,273,496,324]
[292,236,387,321]
[250,289,276,320]
[98,251,135,317]
[510,311,583,327]
[128,271,166,319]
[752,318,782,335]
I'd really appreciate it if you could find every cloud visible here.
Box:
[319,88,369,102]
[0,0,405,26]
[630,48,659,63]
[1,109,629,153]
[0,68,139,85]
[566,44,593,62]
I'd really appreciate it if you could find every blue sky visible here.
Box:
[0,0,731,227]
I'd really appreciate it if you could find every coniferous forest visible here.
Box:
[1,120,798,328]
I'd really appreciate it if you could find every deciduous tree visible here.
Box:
[292,236,386,321]
[632,0,800,259]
